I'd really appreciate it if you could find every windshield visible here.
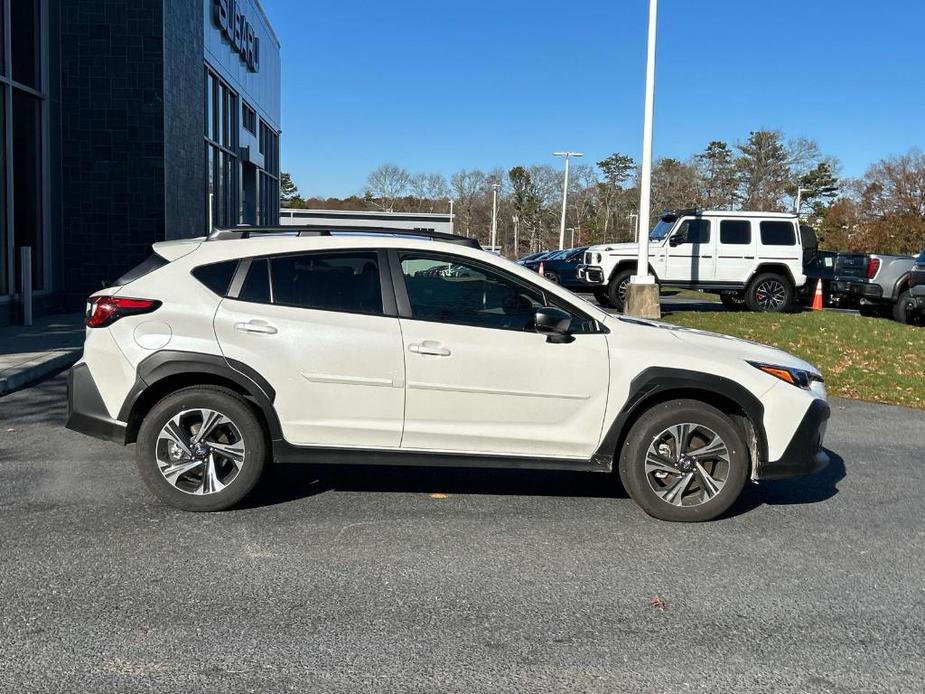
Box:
[649,219,675,241]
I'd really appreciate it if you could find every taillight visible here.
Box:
[85,296,161,328]
[866,257,881,279]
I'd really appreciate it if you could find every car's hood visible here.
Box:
[587,242,640,255]
[608,315,820,376]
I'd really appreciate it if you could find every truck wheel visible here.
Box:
[746,273,793,312]
[720,293,747,311]
[136,386,267,512]
[606,270,634,312]
[593,289,615,308]
[893,290,911,324]
[618,399,749,522]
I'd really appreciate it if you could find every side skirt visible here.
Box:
[273,442,612,473]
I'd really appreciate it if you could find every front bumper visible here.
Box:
[905,285,925,315]
[577,265,606,285]
[754,398,830,480]
[831,279,883,300]
[66,363,128,444]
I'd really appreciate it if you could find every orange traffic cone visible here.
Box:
[811,278,824,311]
[538,261,545,277]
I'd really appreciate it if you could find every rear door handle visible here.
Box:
[235,320,278,335]
[408,341,451,357]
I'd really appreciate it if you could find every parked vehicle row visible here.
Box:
[520,247,589,290]
[67,226,829,523]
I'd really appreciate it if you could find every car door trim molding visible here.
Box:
[406,380,591,400]
[302,372,399,388]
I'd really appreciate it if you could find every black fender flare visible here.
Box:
[118,350,284,443]
[592,367,768,468]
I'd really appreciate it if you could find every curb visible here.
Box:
[0,350,81,397]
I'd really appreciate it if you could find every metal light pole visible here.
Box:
[512,215,520,257]
[625,0,660,319]
[554,152,583,249]
[490,183,500,251]
[448,198,455,234]
[627,213,639,244]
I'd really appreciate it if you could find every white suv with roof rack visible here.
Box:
[578,209,816,312]
[66,224,830,522]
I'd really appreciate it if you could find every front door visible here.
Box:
[393,252,610,459]
[667,218,715,283]
[214,250,406,448]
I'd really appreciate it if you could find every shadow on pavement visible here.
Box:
[242,463,628,509]
[726,448,846,518]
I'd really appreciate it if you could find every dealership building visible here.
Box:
[0,0,281,325]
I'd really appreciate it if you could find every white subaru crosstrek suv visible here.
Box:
[578,209,813,313]
[66,226,830,522]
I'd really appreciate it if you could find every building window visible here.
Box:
[242,102,256,135]
[1,0,47,297]
[257,119,280,226]
[204,67,239,230]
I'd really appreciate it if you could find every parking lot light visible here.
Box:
[554,152,583,250]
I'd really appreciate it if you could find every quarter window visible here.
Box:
[400,255,547,332]
[760,221,797,246]
[720,220,751,245]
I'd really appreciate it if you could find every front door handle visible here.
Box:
[408,341,451,357]
[235,320,278,335]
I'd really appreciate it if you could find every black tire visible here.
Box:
[720,293,747,311]
[618,399,749,522]
[746,273,793,312]
[136,385,267,512]
[892,290,911,324]
[606,269,634,313]
[594,289,615,308]
[544,271,560,284]
[858,303,886,318]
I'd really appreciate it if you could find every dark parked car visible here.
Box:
[522,247,589,290]
[516,250,554,265]
[904,250,925,320]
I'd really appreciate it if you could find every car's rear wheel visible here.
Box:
[746,273,793,312]
[892,290,911,324]
[136,386,267,512]
[618,400,749,522]
[606,269,634,312]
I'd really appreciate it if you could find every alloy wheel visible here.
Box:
[156,408,246,495]
[754,279,786,310]
[645,423,730,507]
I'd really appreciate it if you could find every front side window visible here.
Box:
[720,220,751,245]
[400,255,551,332]
[675,219,711,244]
[237,252,383,315]
[760,221,797,246]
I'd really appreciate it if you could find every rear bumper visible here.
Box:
[755,399,830,480]
[577,265,606,285]
[66,363,128,445]
[831,279,883,300]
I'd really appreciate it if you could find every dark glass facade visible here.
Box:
[0,0,281,324]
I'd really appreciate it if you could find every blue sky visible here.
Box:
[263,0,925,198]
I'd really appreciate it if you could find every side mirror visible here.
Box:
[534,307,574,344]
[669,233,685,247]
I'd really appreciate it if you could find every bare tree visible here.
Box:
[364,164,411,212]
[450,169,487,238]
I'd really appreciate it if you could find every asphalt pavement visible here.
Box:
[1,374,923,693]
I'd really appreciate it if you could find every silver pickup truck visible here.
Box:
[830,252,920,323]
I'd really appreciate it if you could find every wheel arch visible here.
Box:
[890,272,911,301]
[119,351,283,446]
[748,263,796,287]
[594,368,768,477]
[609,260,659,283]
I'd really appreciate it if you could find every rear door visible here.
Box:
[391,250,610,459]
[214,250,406,448]
[666,218,715,282]
[714,218,756,284]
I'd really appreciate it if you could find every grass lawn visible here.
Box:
[661,310,925,409]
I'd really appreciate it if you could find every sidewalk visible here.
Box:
[0,314,85,396]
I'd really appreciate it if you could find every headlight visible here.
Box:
[748,361,823,390]
[595,253,602,263]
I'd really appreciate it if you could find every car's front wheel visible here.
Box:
[618,400,749,522]
[606,269,634,312]
[136,386,267,512]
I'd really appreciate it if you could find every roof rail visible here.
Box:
[660,208,703,219]
[206,224,482,249]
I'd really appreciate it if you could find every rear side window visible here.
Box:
[236,252,383,315]
[191,260,238,296]
[720,220,751,245]
[115,253,168,285]
[760,221,796,246]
